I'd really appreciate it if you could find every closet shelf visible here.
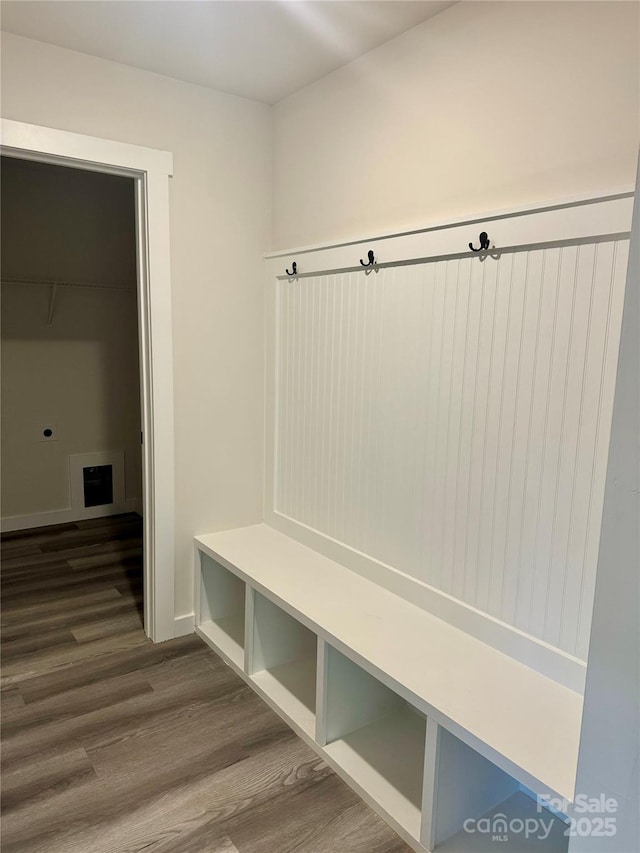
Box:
[1,276,135,292]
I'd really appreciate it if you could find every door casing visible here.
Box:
[1,118,176,642]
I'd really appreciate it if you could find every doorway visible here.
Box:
[0,119,175,642]
[1,156,144,621]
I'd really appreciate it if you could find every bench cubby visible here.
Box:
[247,590,317,737]
[423,723,521,849]
[434,790,569,852]
[319,643,426,843]
[195,551,246,669]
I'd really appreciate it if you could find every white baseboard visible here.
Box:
[174,613,195,637]
[1,498,140,533]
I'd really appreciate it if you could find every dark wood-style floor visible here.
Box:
[1,514,409,853]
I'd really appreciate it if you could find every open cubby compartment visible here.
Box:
[423,725,569,852]
[247,590,317,737]
[318,643,426,845]
[196,550,246,670]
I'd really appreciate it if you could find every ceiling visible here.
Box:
[0,1,454,104]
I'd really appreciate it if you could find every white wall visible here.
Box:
[1,286,142,518]
[272,1,639,249]
[0,32,272,618]
[1,156,137,287]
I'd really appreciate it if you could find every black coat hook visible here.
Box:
[360,249,375,267]
[469,232,490,252]
[286,261,297,276]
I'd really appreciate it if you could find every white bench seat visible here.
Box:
[195,523,582,805]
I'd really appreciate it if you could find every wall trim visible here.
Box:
[265,187,635,259]
[1,118,176,643]
[1,498,139,533]
[174,613,195,637]
[264,194,633,280]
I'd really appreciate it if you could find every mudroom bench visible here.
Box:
[194,523,581,852]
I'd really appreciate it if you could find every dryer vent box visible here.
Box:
[83,465,113,507]
[70,451,125,519]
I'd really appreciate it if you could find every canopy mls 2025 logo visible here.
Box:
[463,793,618,843]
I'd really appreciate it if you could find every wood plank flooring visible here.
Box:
[1,515,409,853]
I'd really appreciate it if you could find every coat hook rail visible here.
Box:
[279,231,501,280]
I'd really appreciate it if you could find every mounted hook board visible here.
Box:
[264,189,633,688]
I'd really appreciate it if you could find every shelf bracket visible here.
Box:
[46,283,58,326]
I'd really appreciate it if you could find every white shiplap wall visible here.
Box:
[272,239,629,661]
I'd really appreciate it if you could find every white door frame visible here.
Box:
[0,118,175,642]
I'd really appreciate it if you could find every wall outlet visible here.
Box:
[39,424,57,441]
